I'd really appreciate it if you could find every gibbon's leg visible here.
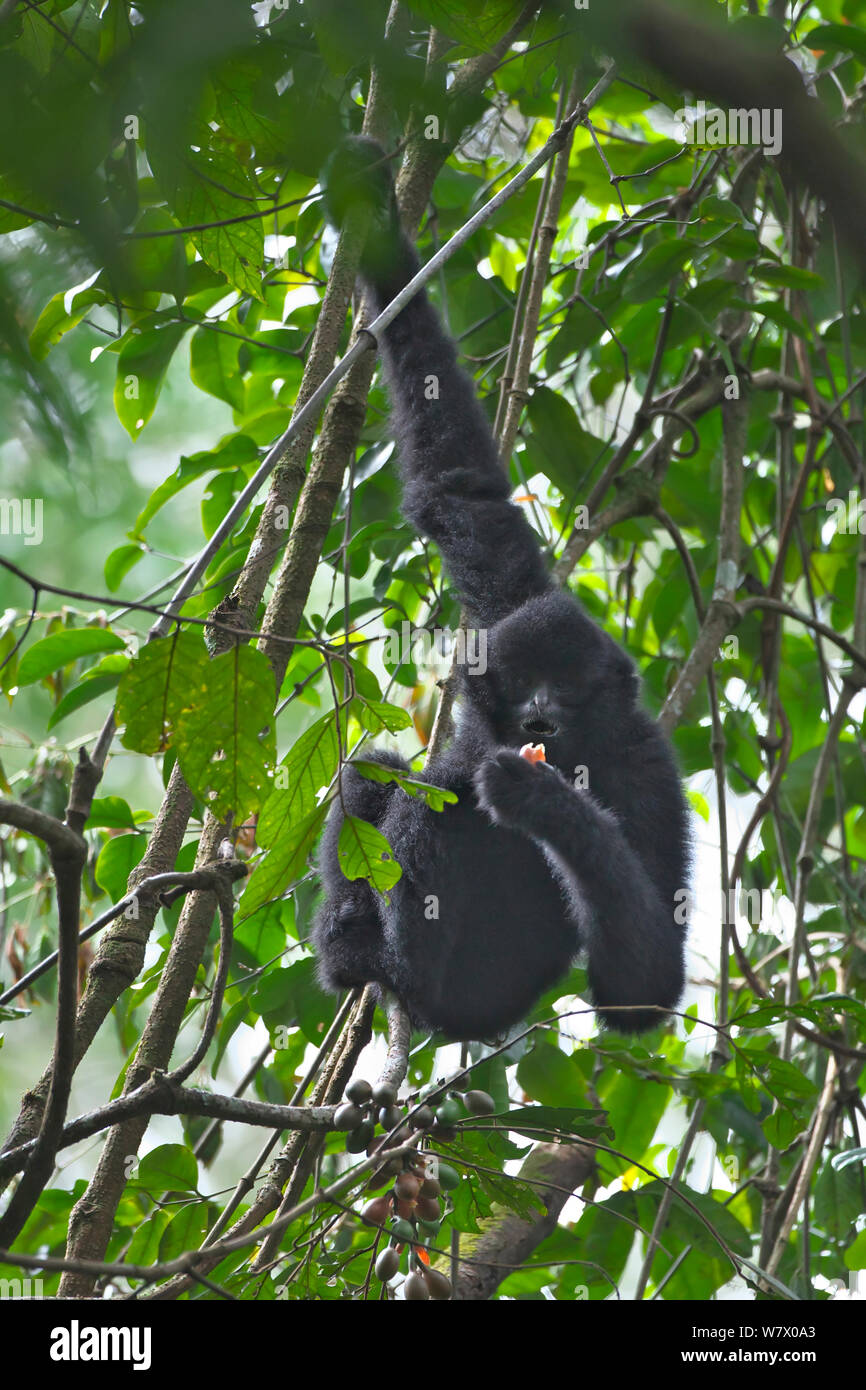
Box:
[312,751,409,992]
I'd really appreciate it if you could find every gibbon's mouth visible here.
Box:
[522,717,559,738]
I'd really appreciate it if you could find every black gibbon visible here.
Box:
[313,139,690,1039]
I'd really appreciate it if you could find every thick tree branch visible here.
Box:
[454,1142,596,1300]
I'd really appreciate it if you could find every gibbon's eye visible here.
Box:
[503,677,533,706]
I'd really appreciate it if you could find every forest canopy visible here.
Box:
[0,0,865,1313]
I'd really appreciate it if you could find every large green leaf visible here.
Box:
[525,386,606,494]
[337,815,402,890]
[516,1040,586,1107]
[175,645,276,819]
[29,286,107,360]
[117,631,209,755]
[113,321,189,438]
[258,715,340,838]
[625,238,695,301]
[163,150,265,301]
[18,628,126,685]
[806,23,866,63]
[46,654,129,730]
[239,804,327,920]
[94,832,146,903]
[190,326,245,410]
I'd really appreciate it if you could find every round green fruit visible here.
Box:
[404,1271,429,1301]
[389,1217,415,1244]
[345,1078,373,1106]
[436,1163,460,1192]
[465,1089,496,1116]
[435,1099,463,1127]
[375,1247,401,1282]
[372,1081,397,1108]
[345,1119,375,1153]
[334,1102,364,1131]
[423,1268,453,1300]
[409,1105,435,1130]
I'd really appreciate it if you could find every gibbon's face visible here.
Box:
[462,590,635,772]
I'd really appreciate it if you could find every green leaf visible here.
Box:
[753,264,823,291]
[806,23,866,63]
[601,1069,671,1171]
[337,815,402,890]
[671,296,735,375]
[526,386,605,494]
[814,1155,865,1241]
[398,0,527,52]
[625,238,695,301]
[474,1104,607,1142]
[239,804,327,919]
[17,628,126,685]
[755,1053,818,1103]
[135,1144,198,1195]
[114,321,189,438]
[730,297,809,339]
[762,1108,802,1149]
[120,208,188,297]
[117,631,209,755]
[570,1196,639,1297]
[516,1041,585,1107]
[258,715,340,838]
[844,1229,866,1270]
[159,1204,208,1259]
[29,286,106,359]
[175,645,276,819]
[352,761,458,812]
[104,543,144,593]
[134,435,259,532]
[252,958,332,1044]
[46,654,129,730]
[126,1211,172,1266]
[164,150,264,300]
[86,796,137,831]
[94,832,146,902]
[697,195,744,224]
[210,59,286,161]
[190,326,245,411]
[356,697,412,734]
[686,789,710,821]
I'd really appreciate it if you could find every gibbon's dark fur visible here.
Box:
[313,138,690,1039]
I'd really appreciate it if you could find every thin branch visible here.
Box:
[376,996,412,1095]
[0,787,87,1244]
[0,1080,341,1183]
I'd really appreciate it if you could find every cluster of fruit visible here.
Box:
[333,1074,497,1150]
[367,1157,456,1300]
[332,1073,499,1300]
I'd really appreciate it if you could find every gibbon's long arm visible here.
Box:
[474,748,686,1032]
[330,139,550,629]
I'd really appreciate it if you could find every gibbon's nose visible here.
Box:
[521,695,558,738]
